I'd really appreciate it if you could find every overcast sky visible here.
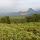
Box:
[0,0,40,12]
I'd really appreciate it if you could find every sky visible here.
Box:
[0,0,40,12]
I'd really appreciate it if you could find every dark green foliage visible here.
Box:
[0,16,11,24]
[25,14,40,22]
[25,16,32,22]
[12,19,26,23]
[5,16,11,24]
[0,14,40,23]
[27,28,40,34]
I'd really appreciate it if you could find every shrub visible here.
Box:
[1,16,11,24]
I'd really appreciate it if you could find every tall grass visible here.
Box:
[0,15,40,40]
[0,22,40,40]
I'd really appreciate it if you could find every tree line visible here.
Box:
[25,14,40,22]
[0,14,40,24]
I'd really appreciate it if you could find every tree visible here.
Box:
[1,16,11,24]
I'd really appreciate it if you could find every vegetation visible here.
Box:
[0,14,40,40]
[0,22,40,40]
[0,16,10,24]
[0,14,40,23]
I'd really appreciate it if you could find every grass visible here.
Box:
[0,22,40,40]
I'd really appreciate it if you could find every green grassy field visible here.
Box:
[0,22,40,40]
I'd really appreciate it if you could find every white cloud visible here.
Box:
[0,0,40,12]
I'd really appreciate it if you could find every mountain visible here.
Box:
[6,12,20,16]
[0,12,20,16]
[0,8,40,16]
[20,8,40,16]
[27,8,35,15]
[26,8,40,16]
[18,8,38,16]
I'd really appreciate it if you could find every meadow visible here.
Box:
[0,22,40,40]
[0,15,40,40]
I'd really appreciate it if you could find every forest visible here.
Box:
[0,14,40,24]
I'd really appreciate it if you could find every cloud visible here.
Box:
[0,0,40,12]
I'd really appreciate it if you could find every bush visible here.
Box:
[25,14,40,22]
[1,16,11,24]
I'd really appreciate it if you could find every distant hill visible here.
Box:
[0,8,40,16]
[27,8,40,16]
[20,8,40,16]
